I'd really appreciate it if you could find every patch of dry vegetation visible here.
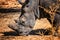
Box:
[0,0,22,9]
[0,12,60,40]
[0,0,60,40]
[0,35,60,40]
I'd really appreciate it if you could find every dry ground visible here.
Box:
[0,0,60,40]
[0,35,60,40]
[0,12,60,40]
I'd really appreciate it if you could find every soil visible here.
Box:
[0,0,60,40]
[0,12,60,40]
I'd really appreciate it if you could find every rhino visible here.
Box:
[8,0,60,36]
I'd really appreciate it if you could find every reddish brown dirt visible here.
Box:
[0,35,60,40]
[0,0,22,9]
[0,0,60,40]
[0,12,60,40]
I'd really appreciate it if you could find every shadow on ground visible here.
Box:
[0,31,19,36]
[0,29,52,36]
[0,8,21,13]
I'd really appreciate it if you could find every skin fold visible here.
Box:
[8,0,60,36]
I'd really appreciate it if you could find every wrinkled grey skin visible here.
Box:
[9,0,39,35]
[8,0,60,36]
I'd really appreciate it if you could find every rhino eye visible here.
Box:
[22,21,25,23]
[26,5,29,7]
[19,32,23,33]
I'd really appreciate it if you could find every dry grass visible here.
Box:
[0,35,60,40]
[0,0,60,40]
[0,0,22,9]
[0,12,60,40]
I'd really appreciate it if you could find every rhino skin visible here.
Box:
[8,0,60,36]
